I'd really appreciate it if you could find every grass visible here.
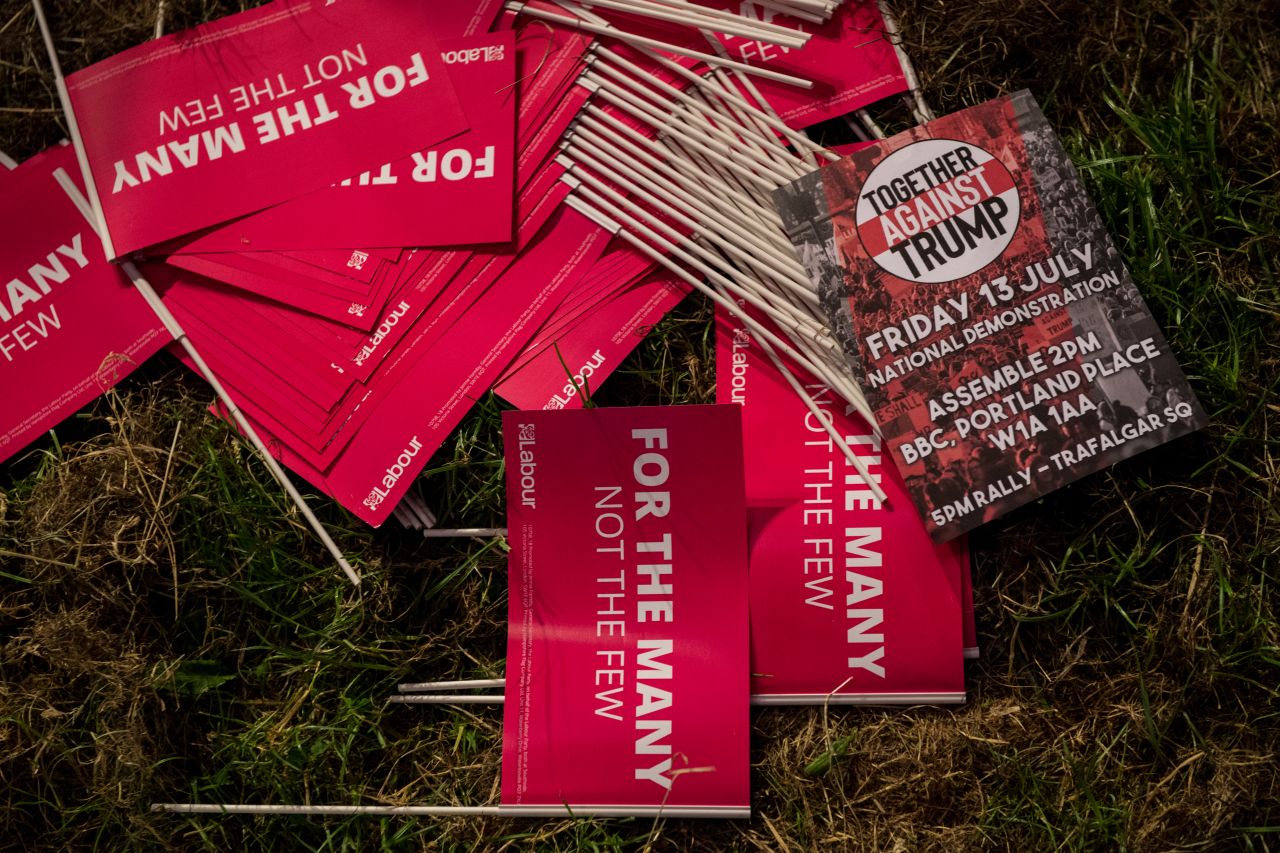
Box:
[2,0,1279,849]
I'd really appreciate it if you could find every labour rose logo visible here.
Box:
[856,138,1020,283]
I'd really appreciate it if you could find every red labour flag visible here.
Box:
[0,145,170,464]
[716,304,966,704]
[161,31,518,253]
[501,405,751,817]
[64,0,469,259]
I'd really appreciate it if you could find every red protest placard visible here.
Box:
[162,32,517,253]
[495,267,688,412]
[164,247,402,328]
[716,304,965,703]
[187,205,614,526]
[712,0,908,127]
[501,404,750,816]
[0,146,169,464]
[65,0,469,259]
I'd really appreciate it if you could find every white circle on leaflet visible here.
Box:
[856,138,1020,284]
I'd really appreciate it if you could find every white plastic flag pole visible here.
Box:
[666,133,780,250]
[153,804,505,816]
[676,76,811,182]
[392,493,437,531]
[559,187,837,402]
[665,124,774,211]
[843,114,871,142]
[562,127,863,409]
[695,64,808,175]
[747,0,833,13]
[877,0,934,123]
[390,678,505,704]
[153,802,744,818]
[561,190,883,475]
[628,99,851,351]
[569,118,768,241]
[390,491,505,540]
[747,0,826,25]
[398,678,507,691]
[574,114,804,260]
[578,0,810,48]
[698,35,835,167]
[389,685,950,707]
[578,80,776,191]
[584,60,802,181]
[567,112,869,410]
[593,46,793,162]
[559,139,821,311]
[557,0,817,85]
[576,109,773,226]
[559,168,832,349]
[420,528,508,539]
[565,171,827,354]
[33,4,362,587]
[507,1,815,88]
[589,56,802,185]
[392,691,505,703]
[650,0,830,35]
[674,0,831,26]
[583,72,797,185]
[858,108,887,139]
[679,86,808,189]
[564,133,819,305]
[386,694,506,705]
[657,104,782,214]
[589,123,861,384]
[30,0,115,257]
[594,44,831,163]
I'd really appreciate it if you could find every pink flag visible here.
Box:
[501,404,751,816]
[162,249,402,328]
[716,304,965,703]
[184,205,613,525]
[495,267,688,411]
[65,0,469,259]
[160,32,518,253]
[0,145,170,464]
[711,0,908,127]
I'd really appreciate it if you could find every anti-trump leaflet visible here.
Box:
[64,0,468,259]
[716,304,965,703]
[774,90,1207,542]
[0,145,169,464]
[501,405,750,816]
